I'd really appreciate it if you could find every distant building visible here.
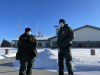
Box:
[12,25,100,48]
[73,25,100,48]
[12,36,52,48]
[35,36,51,48]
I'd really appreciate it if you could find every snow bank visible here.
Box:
[33,49,58,69]
[76,71,100,75]
[0,56,5,59]
[4,53,16,58]
[72,56,100,72]
[13,48,100,73]
[0,48,100,75]
[1,48,100,74]
[13,49,58,69]
[0,48,17,59]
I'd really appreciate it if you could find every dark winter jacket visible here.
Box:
[57,24,74,49]
[16,33,37,60]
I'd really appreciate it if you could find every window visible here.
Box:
[45,42,50,47]
[38,42,42,47]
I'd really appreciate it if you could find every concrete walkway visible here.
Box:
[0,58,77,75]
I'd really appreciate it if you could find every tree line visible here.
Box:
[1,39,13,47]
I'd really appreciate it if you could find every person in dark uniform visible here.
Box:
[16,28,37,75]
[57,19,74,75]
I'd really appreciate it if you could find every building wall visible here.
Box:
[73,27,100,41]
[49,37,57,48]
[37,40,50,48]
[12,40,50,48]
[12,26,100,48]
[49,27,100,48]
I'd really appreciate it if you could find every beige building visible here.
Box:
[12,25,100,48]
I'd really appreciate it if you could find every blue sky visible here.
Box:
[0,0,100,42]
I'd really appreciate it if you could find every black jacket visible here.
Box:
[57,24,74,49]
[16,33,37,60]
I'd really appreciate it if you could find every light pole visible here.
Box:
[54,25,59,36]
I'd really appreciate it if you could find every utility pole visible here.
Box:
[17,18,21,38]
[37,20,41,37]
[54,25,59,36]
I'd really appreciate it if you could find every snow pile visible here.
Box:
[13,49,58,69]
[4,53,16,58]
[0,48,17,59]
[33,49,58,69]
[0,48,100,75]
[0,56,5,60]
[13,48,100,73]
[72,56,100,72]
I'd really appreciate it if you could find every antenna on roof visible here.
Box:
[37,20,38,34]
[37,20,41,37]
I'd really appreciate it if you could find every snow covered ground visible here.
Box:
[0,48,17,59]
[0,48,100,75]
